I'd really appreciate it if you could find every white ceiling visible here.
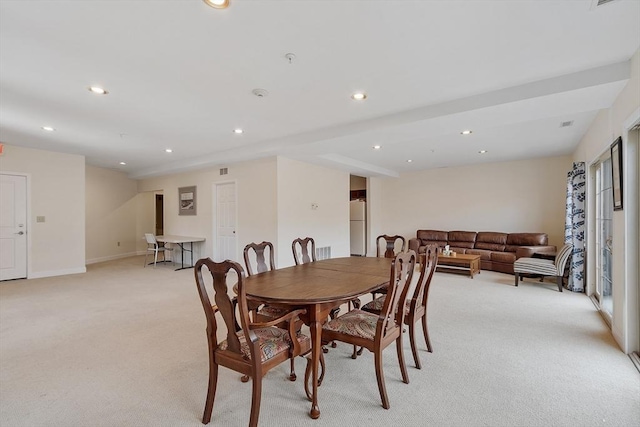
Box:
[1,0,639,179]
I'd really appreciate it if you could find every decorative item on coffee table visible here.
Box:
[436,246,481,279]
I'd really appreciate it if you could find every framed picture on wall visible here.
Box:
[179,186,197,216]
[610,137,623,211]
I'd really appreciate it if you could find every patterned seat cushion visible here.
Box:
[323,309,381,340]
[362,296,411,315]
[361,296,385,313]
[256,305,289,319]
[218,327,310,362]
[513,258,557,276]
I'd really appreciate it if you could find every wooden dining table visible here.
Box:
[244,256,393,420]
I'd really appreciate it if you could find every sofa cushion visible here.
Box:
[448,231,477,249]
[466,249,492,261]
[491,252,516,264]
[507,233,548,246]
[417,230,448,246]
[475,232,507,251]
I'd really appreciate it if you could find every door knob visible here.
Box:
[15,231,24,235]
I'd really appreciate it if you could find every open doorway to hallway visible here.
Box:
[350,175,367,256]
[155,193,164,236]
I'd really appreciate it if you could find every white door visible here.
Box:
[0,174,27,280]
[215,182,236,261]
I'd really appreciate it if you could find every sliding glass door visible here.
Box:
[594,158,613,320]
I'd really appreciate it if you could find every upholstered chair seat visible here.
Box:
[219,328,311,363]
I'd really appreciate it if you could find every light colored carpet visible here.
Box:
[1,256,638,427]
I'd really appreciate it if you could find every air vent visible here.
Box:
[219,168,228,175]
[316,246,331,261]
[560,121,574,128]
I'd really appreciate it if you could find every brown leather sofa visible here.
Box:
[408,230,556,274]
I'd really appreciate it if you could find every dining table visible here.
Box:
[155,235,205,271]
[244,256,393,420]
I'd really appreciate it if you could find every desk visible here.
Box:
[156,235,205,271]
[244,256,392,419]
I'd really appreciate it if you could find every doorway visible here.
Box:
[215,182,237,261]
[594,157,613,322]
[155,194,164,236]
[0,173,28,280]
[350,175,367,256]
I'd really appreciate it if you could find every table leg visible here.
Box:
[309,308,322,419]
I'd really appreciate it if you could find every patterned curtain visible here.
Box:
[564,162,586,292]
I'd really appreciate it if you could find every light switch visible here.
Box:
[36,216,45,223]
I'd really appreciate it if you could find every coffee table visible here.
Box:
[435,253,481,278]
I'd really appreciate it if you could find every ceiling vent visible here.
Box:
[560,121,574,128]
[219,167,228,175]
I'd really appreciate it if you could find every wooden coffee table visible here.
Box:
[435,253,481,278]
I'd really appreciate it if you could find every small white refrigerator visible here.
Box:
[350,200,366,256]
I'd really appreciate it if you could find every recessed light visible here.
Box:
[407,159,413,163]
[373,145,381,150]
[203,0,229,8]
[165,149,173,153]
[88,86,108,95]
[119,162,126,165]
[41,126,55,132]
[351,92,367,101]
[461,130,473,135]
[233,128,243,134]
[478,150,488,154]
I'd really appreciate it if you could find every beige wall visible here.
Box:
[377,156,571,249]
[572,48,640,353]
[276,157,350,267]
[86,166,140,264]
[138,157,278,264]
[0,145,85,277]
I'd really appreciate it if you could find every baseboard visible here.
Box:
[29,267,86,279]
[86,251,141,265]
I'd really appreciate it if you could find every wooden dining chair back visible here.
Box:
[292,237,316,265]
[243,241,276,276]
[194,258,311,426]
[376,234,406,258]
[321,250,416,410]
[405,244,438,368]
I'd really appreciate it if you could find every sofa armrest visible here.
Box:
[408,238,422,254]
[516,245,557,259]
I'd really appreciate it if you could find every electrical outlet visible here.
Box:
[36,216,45,223]
[311,203,319,210]
[117,241,120,247]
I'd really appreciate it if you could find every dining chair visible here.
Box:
[376,234,406,258]
[243,241,302,380]
[362,244,438,368]
[371,234,406,299]
[194,258,312,426]
[513,243,573,292]
[143,233,173,268]
[292,237,317,265]
[321,250,416,409]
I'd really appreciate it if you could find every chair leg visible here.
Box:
[421,313,433,353]
[374,350,390,409]
[514,273,519,286]
[396,335,409,384]
[248,375,262,427]
[289,357,297,381]
[556,276,564,292]
[408,319,421,370]
[202,358,218,424]
[153,248,158,268]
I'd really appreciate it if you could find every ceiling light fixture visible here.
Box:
[165,149,173,153]
[88,86,108,95]
[373,145,381,150]
[351,92,367,101]
[41,126,55,131]
[461,130,473,135]
[233,128,243,134]
[119,162,126,165]
[479,150,488,154]
[407,159,412,163]
[203,0,230,8]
